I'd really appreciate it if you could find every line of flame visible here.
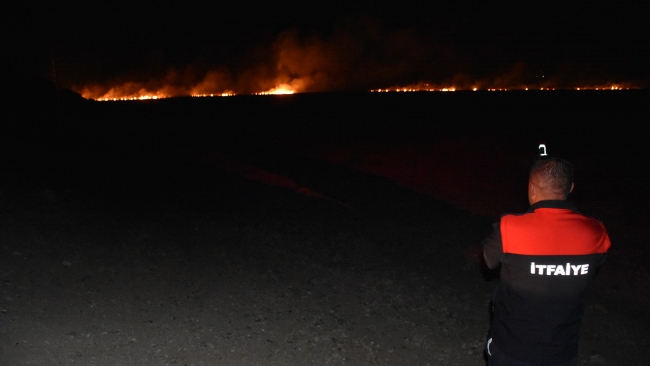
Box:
[86,84,633,101]
[255,85,295,95]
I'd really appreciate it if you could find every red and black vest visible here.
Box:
[485,200,610,364]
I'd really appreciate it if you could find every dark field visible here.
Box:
[1,92,648,365]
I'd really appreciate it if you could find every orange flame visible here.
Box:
[255,84,295,95]
[372,83,635,93]
[79,83,174,101]
[371,83,457,92]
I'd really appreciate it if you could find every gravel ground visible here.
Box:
[1,138,648,366]
[2,91,648,365]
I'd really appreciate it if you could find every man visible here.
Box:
[483,156,611,365]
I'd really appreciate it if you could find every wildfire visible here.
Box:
[78,76,636,102]
[192,91,236,97]
[79,79,297,101]
[255,85,295,95]
[96,95,165,101]
[72,27,641,102]
[371,83,456,93]
[85,89,295,101]
[82,87,171,101]
[575,85,629,91]
[371,84,634,93]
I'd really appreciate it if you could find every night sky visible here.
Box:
[6,1,650,94]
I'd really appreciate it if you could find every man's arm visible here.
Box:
[483,222,503,269]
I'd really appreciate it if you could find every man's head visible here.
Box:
[528,157,574,205]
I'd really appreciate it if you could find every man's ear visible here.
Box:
[529,181,536,195]
[570,182,574,194]
[528,181,536,205]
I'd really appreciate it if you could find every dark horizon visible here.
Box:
[6,1,649,96]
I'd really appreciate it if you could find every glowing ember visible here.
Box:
[366,75,639,93]
[370,83,634,93]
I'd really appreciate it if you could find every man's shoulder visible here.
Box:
[501,200,605,224]
[499,202,610,255]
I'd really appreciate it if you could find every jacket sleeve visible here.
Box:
[483,221,503,269]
